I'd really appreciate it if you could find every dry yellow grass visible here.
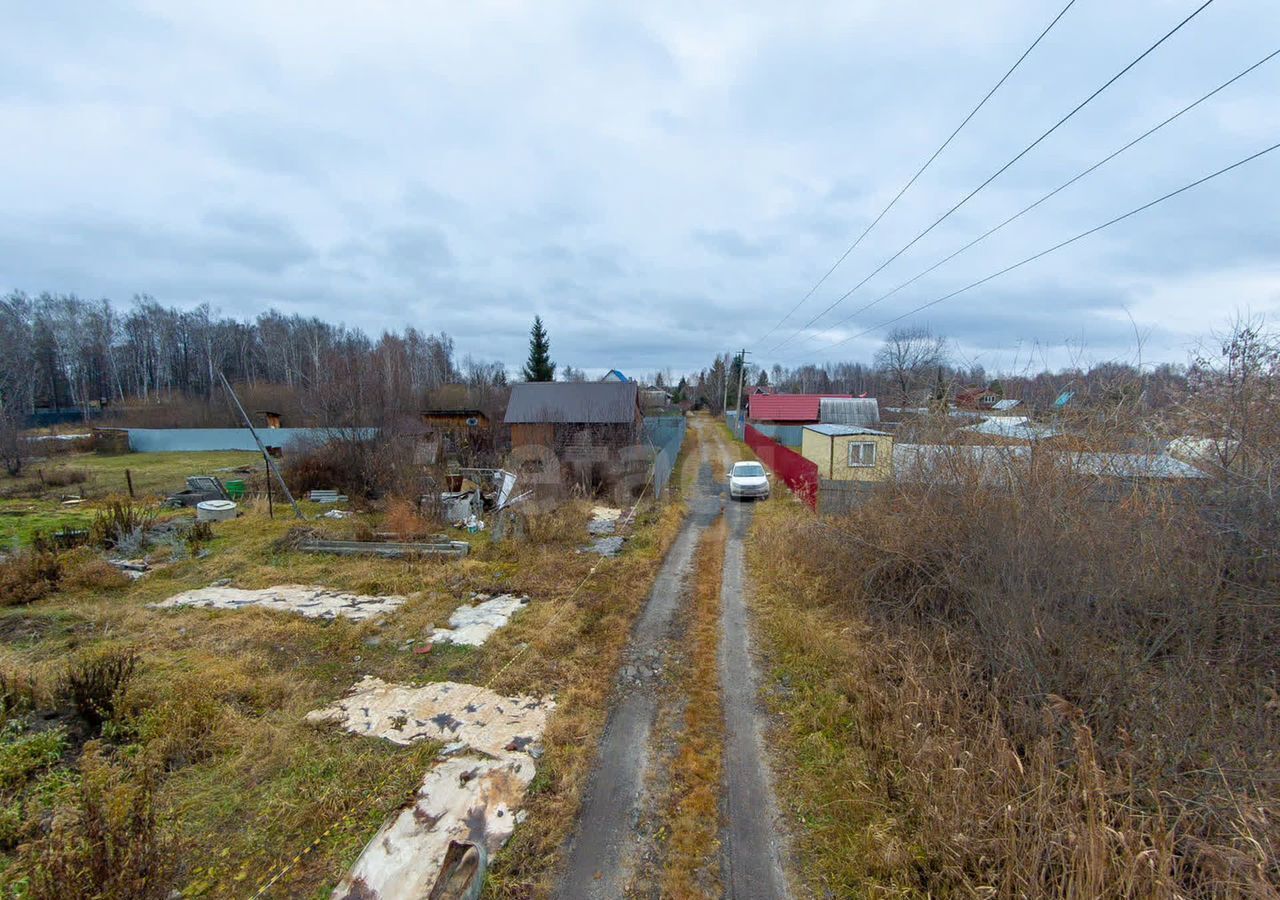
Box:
[748,487,1279,898]
[660,516,726,899]
[0,431,699,897]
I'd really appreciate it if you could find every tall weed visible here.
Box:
[762,456,1279,896]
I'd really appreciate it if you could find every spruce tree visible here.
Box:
[522,316,556,382]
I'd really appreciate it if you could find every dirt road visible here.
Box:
[706,421,791,900]
[558,416,791,898]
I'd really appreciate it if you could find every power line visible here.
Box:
[792,47,1280,354]
[768,0,1219,354]
[795,139,1280,358]
[756,0,1079,346]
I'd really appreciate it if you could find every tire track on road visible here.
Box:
[558,418,724,898]
[558,417,792,898]
[706,422,793,899]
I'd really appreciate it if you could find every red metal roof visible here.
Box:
[748,393,849,422]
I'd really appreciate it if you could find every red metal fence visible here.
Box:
[745,424,818,509]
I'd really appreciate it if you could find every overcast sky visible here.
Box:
[2,1,1278,377]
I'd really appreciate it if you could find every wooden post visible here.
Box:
[264,452,274,519]
[218,372,302,519]
[125,468,134,498]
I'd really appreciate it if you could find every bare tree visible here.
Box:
[0,293,34,473]
[874,325,948,404]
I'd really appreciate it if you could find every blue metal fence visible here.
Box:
[124,427,376,453]
[723,413,800,446]
[748,423,804,447]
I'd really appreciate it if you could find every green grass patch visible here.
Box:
[0,501,96,550]
[0,727,67,794]
[4,451,261,504]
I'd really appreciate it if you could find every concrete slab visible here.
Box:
[151,584,405,621]
[429,594,530,647]
[310,677,555,900]
[305,676,553,755]
[333,754,534,900]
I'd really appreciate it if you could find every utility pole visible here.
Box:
[721,350,730,415]
[733,348,750,438]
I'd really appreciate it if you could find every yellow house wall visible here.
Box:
[829,433,894,482]
[800,429,834,478]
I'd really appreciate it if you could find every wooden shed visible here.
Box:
[801,424,894,482]
[420,409,489,430]
[504,382,642,451]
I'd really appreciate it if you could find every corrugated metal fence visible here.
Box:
[747,423,804,447]
[745,424,818,509]
[643,416,687,497]
[723,413,800,447]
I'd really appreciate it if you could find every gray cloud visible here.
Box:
[694,228,776,260]
[0,0,1277,377]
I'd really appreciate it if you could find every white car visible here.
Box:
[727,461,770,500]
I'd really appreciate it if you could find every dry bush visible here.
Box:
[524,501,589,545]
[0,481,44,500]
[283,429,430,500]
[0,666,37,723]
[23,745,174,900]
[59,549,129,593]
[39,467,88,488]
[767,450,1279,895]
[382,496,433,539]
[88,500,156,550]
[182,519,214,554]
[134,681,231,772]
[59,647,140,734]
[0,549,63,606]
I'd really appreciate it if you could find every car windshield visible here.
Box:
[733,463,765,477]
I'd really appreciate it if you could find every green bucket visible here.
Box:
[225,480,246,500]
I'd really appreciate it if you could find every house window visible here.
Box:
[847,441,876,467]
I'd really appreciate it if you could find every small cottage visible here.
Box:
[505,382,642,451]
[801,424,894,482]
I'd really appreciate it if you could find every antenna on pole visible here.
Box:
[218,372,304,520]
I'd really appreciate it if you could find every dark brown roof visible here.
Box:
[504,382,640,424]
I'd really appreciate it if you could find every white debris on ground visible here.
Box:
[333,755,531,900]
[582,535,625,557]
[586,505,622,535]
[310,677,555,900]
[321,508,352,519]
[305,677,553,752]
[150,584,405,621]
[109,559,151,580]
[428,594,529,647]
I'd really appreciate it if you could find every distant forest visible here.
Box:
[3,291,1199,432]
[0,292,508,428]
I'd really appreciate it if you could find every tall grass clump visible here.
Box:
[23,745,174,899]
[39,467,88,488]
[0,550,63,606]
[59,647,140,735]
[88,500,156,550]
